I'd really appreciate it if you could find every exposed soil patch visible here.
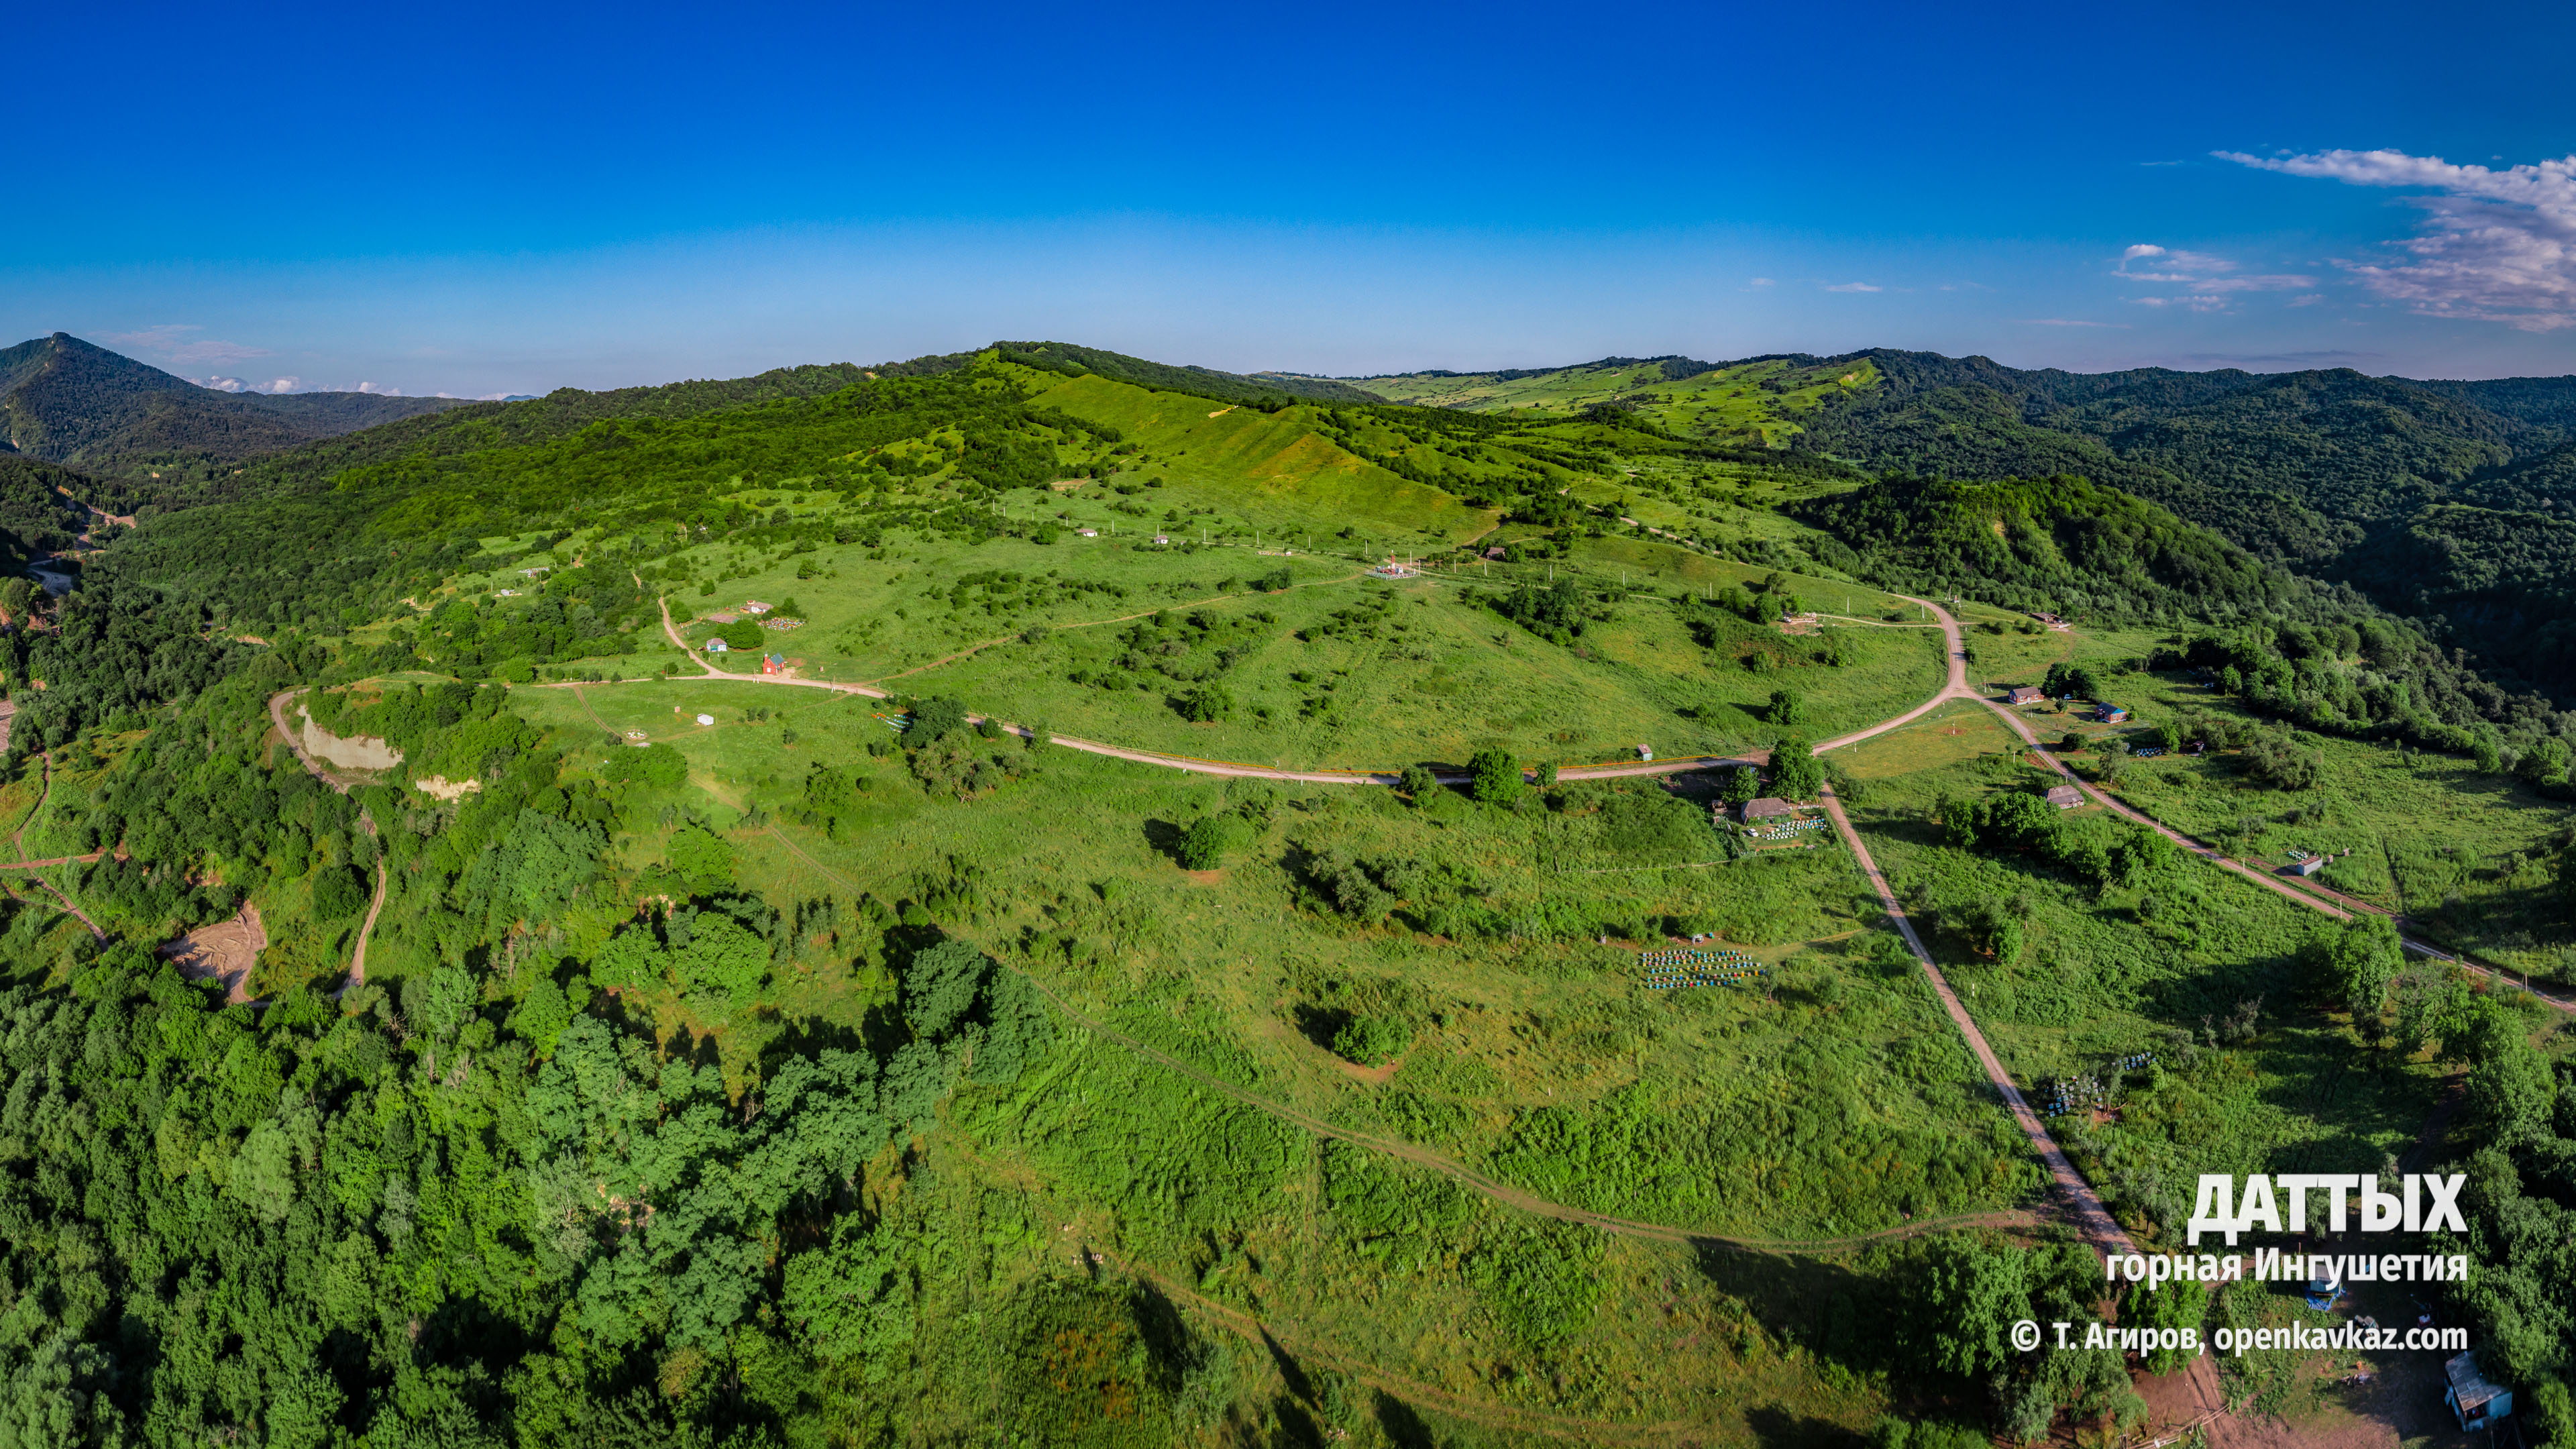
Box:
[295,704,403,771]
[414,775,482,802]
[164,904,266,1003]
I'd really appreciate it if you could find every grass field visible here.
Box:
[1833,701,2464,1246]
[1349,357,1882,448]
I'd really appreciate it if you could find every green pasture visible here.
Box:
[1837,731,2454,1247]
[883,569,1943,768]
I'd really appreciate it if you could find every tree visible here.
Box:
[909,696,967,741]
[1332,1014,1411,1067]
[902,940,989,1038]
[1469,749,1521,804]
[1398,764,1440,800]
[1768,688,1803,728]
[2125,1279,2205,1374]
[784,1224,914,1377]
[1912,1238,2031,1377]
[1534,759,1560,788]
[1175,813,1253,869]
[2320,915,2403,1035]
[1720,763,1760,807]
[2059,731,2084,752]
[718,622,763,650]
[1766,739,1821,800]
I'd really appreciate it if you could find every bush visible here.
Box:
[1468,748,1521,804]
[1332,1014,1411,1067]
[1173,684,1235,722]
[1397,764,1440,800]
[718,622,763,650]
[1175,813,1254,869]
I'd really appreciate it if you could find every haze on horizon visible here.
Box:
[12,0,2576,398]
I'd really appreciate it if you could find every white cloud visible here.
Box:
[1746,276,1775,287]
[356,381,402,396]
[193,375,247,392]
[1821,281,1881,293]
[99,323,272,365]
[2113,244,2312,311]
[2018,318,2131,328]
[2218,148,2576,331]
[264,377,302,393]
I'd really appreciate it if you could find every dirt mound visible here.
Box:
[163,904,266,1002]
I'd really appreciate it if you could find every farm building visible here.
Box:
[761,653,786,676]
[2045,784,2083,809]
[2005,686,2044,705]
[1743,798,1797,822]
[2288,855,2325,877]
[2443,1352,2511,1431]
[706,639,729,654]
[2094,704,2129,723]
[741,600,772,615]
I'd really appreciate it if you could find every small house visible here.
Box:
[1079,529,1099,538]
[1153,534,1170,545]
[1743,798,1797,822]
[2006,686,2044,706]
[741,600,772,615]
[2095,704,2130,723]
[706,638,729,653]
[2289,855,2325,877]
[2443,1352,2512,1431]
[2045,784,2084,809]
[1636,743,1653,762]
[761,653,786,676]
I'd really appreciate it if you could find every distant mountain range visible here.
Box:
[0,333,472,482]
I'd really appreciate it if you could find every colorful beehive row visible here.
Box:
[1640,947,1768,990]
[2038,1053,2155,1116]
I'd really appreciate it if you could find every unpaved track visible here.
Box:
[266,689,388,994]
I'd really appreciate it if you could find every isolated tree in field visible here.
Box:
[1175,812,1253,869]
[1332,1014,1411,1067]
[1468,748,1521,804]
[1398,764,1440,800]
[1768,688,1803,727]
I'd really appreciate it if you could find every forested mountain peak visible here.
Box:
[0,333,471,492]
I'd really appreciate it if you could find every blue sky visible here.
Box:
[12,1,2576,395]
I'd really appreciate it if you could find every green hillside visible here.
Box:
[0,338,2567,1448]
[1353,353,1878,446]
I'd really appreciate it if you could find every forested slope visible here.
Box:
[0,335,468,496]
[1780,349,2576,699]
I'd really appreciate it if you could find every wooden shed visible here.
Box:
[2444,1352,2512,1431]
[2006,686,2044,705]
